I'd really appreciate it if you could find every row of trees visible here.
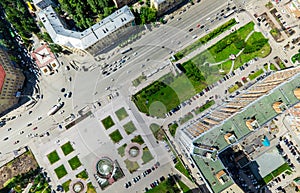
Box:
[131,6,157,25]
[182,60,205,83]
[0,0,39,45]
[0,168,44,193]
[57,0,116,30]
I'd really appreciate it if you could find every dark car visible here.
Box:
[188,28,193,32]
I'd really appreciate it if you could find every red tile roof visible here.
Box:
[31,44,56,68]
[0,64,5,93]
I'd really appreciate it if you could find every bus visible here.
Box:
[120,47,132,54]
[47,102,64,116]
[224,10,235,18]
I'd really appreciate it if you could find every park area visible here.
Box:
[101,116,115,129]
[54,165,68,179]
[68,156,82,170]
[0,151,39,190]
[61,141,74,156]
[109,129,123,143]
[47,150,60,164]
[174,18,237,60]
[133,21,271,117]
[115,107,128,121]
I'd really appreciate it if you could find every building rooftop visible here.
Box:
[190,67,300,192]
[31,44,56,68]
[38,5,135,50]
[193,155,233,193]
[182,67,300,142]
[254,147,285,178]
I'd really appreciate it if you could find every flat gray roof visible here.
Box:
[191,67,300,193]
[254,147,285,178]
[38,5,135,49]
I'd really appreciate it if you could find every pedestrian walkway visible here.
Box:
[176,13,253,65]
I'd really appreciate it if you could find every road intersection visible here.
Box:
[1,0,300,192]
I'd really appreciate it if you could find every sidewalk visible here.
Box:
[176,12,253,65]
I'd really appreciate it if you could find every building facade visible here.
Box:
[0,49,25,113]
[112,0,136,8]
[151,0,187,16]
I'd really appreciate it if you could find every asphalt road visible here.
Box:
[0,0,239,162]
[0,0,256,189]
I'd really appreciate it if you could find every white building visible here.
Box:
[32,0,55,10]
[37,5,135,56]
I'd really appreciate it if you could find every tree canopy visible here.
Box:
[58,0,116,30]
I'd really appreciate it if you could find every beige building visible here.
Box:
[112,0,136,8]
[151,0,186,16]
[287,0,300,18]
[0,49,25,114]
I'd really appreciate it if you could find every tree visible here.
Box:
[49,43,63,53]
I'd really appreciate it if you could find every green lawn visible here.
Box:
[179,112,194,125]
[132,75,146,87]
[131,135,144,145]
[142,147,154,164]
[249,69,264,80]
[263,163,291,183]
[47,150,60,164]
[292,52,300,63]
[133,22,270,117]
[194,100,215,115]
[175,161,192,181]
[147,176,182,193]
[54,165,68,179]
[68,156,82,170]
[234,32,271,68]
[228,84,240,93]
[61,142,74,156]
[117,144,127,157]
[62,179,71,192]
[109,130,123,143]
[278,62,286,69]
[133,73,198,118]
[265,1,273,9]
[101,116,115,129]
[76,170,89,180]
[178,180,191,192]
[124,159,139,173]
[147,178,178,193]
[87,182,97,193]
[115,107,128,121]
[168,123,178,137]
[174,18,237,60]
[123,121,137,135]
[150,123,161,139]
[270,63,278,71]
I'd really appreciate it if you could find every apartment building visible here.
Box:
[0,49,25,114]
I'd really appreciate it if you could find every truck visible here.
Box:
[47,102,64,116]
